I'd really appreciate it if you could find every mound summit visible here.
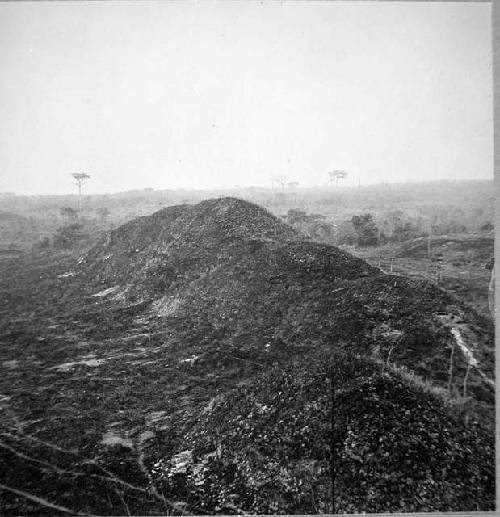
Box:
[0,197,495,514]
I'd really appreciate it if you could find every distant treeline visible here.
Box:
[0,179,493,252]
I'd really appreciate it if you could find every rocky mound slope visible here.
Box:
[79,197,494,404]
[0,197,495,514]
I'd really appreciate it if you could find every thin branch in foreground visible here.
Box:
[1,430,79,456]
[0,482,97,516]
[2,430,187,513]
[0,441,68,475]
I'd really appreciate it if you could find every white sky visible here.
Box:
[0,1,493,195]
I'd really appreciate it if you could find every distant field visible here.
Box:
[351,234,493,318]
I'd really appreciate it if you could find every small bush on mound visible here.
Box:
[351,213,379,246]
[52,222,103,251]
[53,223,87,249]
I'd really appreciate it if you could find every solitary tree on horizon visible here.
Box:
[271,175,289,191]
[72,173,90,210]
[328,169,347,187]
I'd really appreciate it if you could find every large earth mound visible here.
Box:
[79,197,493,404]
[0,197,495,514]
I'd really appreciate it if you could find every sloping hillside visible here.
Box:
[0,197,494,514]
[354,233,494,317]
[78,197,494,404]
[400,234,493,262]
